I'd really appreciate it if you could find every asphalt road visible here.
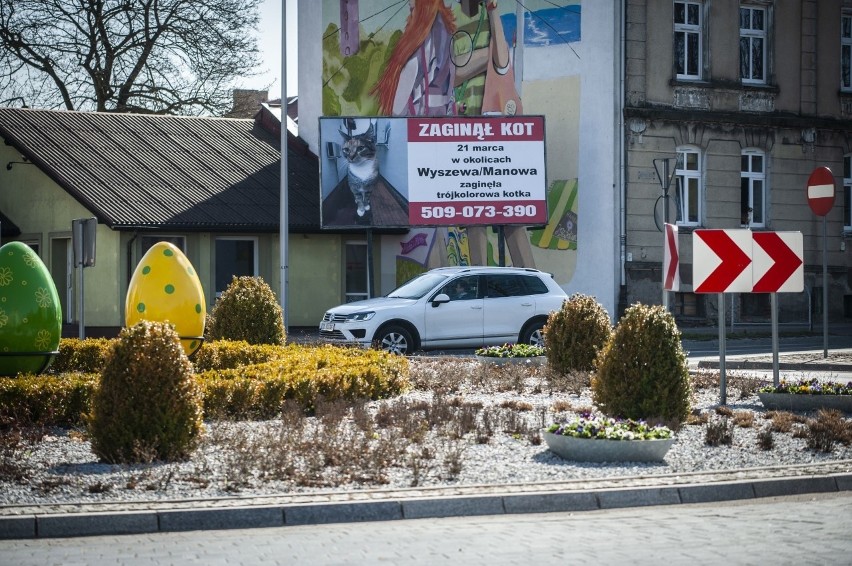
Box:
[2,492,850,565]
[682,333,850,359]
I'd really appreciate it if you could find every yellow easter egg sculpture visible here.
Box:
[125,242,206,356]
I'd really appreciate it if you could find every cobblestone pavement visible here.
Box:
[1,492,850,565]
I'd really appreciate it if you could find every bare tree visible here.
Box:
[0,0,264,115]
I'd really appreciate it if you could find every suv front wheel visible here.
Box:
[520,320,546,347]
[373,324,414,355]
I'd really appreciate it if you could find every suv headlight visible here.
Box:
[346,311,375,322]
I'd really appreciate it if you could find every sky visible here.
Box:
[251,0,299,99]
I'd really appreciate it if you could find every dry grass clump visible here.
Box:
[690,370,765,400]
[733,410,755,428]
[805,409,852,453]
[705,417,734,446]
[763,410,806,433]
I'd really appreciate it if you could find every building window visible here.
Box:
[674,1,703,80]
[844,154,851,230]
[345,242,369,303]
[675,147,702,226]
[140,235,185,256]
[215,237,258,296]
[741,150,766,227]
[842,14,851,92]
[740,6,766,84]
[672,292,704,318]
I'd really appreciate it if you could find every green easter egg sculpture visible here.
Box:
[0,242,62,376]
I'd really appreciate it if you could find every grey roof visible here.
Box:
[0,107,320,232]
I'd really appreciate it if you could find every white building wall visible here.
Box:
[298,1,622,319]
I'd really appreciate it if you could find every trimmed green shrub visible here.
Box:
[543,294,612,373]
[192,340,288,372]
[87,321,203,463]
[592,303,691,424]
[3,344,408,427]
[0,372,97,427]
[49,338,114,374]
[205,276,286,346]
[198,345,410,419]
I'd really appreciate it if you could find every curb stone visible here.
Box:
[2,469,851,540]
[697,360,851,372]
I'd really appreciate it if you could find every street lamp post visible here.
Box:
[653,157,678,309]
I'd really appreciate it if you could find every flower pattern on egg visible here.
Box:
[0,267,12,286]
[23,252,38,268]
[0,308,7,328]
[35,329,52,350]
[35,287,52,308]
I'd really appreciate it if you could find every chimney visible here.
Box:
[226,89,268,118]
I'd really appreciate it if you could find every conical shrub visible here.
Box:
[543,293,612,373]
[592,303,691,424]
[206,276,286,345]
[87,321,203,463]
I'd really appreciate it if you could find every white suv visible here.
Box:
[319,266,568,355]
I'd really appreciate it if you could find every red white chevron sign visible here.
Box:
[693,230,752,293]
[663,223,679,291]
[752,232,803,293]
[693,230,803,293]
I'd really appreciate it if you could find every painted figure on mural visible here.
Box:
[371,0,521,118]
[371,0,532,267]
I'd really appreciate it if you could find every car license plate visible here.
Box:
[320,321,335,331]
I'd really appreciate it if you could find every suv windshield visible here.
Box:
[387,273,448,299]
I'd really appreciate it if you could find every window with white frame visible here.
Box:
[675,147,702,226]
[215,237,258,296]
[740,5,766,84]
[674,1,703,80]
[844,154,851,230]
[842,14,851,92]
[741,150,766,227]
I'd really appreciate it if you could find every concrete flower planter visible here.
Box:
[757,393,852,413]
[543,431,675,463]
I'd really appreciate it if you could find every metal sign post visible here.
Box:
[653,157,678,309]
[718,293,726,405]
[822,216,828,357]
[805,167,836,359]
[771,293,780,385]
[72,218,97,339]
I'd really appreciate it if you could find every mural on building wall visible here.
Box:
[323,0,581,286]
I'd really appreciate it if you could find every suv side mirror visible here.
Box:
[432,293,450,306]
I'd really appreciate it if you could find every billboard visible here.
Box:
[319,115,547,229]
[322,0,581,284]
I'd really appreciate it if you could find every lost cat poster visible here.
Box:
[319,115,547,228]
[321,0,580,286]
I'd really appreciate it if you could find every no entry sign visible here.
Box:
[806,167,836,216]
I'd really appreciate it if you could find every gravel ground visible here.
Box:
[1,357,851,509]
